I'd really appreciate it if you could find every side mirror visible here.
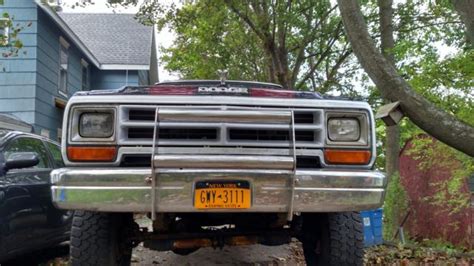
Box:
[5,152,39,171]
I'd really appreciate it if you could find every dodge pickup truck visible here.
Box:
[51,80,386,266]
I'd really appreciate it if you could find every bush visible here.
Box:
[383,172,409,241]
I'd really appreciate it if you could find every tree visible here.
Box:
[451,0,474,47]
[159,2,268,81]
[337,0,474,156]
[222,0,354,91]
[138,0,364,93]
[378,0,400,178]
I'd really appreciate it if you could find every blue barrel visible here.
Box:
[360,208,383,247]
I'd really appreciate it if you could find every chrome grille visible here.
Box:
[118,105,324,148]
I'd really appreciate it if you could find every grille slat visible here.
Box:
[228,129,315,142]
[129,109,315,124]
[128,128,218,140]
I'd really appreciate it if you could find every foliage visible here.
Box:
[383,172,409,241]
[367,0,473,169]
[0,13,28,57]
[365,243,473,265]
[128,0,378,93]
[159,2,268,81]
[406,137,473,216]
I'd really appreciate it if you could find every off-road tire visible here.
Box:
[70,211,134,266]
[301,212,364,266]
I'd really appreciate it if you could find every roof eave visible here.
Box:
[35,0,101,69]
[100,64,150,70]
[35,1,152,71]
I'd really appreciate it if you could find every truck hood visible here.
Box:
[75,83,324,99]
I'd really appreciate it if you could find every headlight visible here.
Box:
[328,118,360,141]
[79,112,114,138]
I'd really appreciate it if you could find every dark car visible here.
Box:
[0,130,71,262]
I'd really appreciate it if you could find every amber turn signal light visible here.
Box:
[67,146,117,162]
[324,149,371,165]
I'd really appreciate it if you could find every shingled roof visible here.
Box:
[59,13,153,69]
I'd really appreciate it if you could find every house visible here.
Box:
[0,0,158,141]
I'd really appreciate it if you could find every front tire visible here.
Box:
[301,212,364,266]
[70,211,134,266]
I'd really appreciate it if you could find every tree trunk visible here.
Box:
[378,0,400,177]
[337,0,474,157]
[451,0,474,47]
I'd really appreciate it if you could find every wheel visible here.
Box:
[70,211,135,266]
[301,212,364,266]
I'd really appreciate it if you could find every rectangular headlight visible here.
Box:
[79,112,114,138]
[328,118,360,141]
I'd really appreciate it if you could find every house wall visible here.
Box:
[0,0,38,127]
[35,8,88,140]
[1,0,151,140]
[90,68,139,90]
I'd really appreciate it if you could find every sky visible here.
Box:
[61,0,179,81]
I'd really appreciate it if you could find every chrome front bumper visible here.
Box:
[51,168,386,213]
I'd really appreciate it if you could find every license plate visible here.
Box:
[194,180,251,209]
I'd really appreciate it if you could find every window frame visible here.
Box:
[0,17,10,46]
[58,36,70,97]
[44,140,64,168]
[81,59,89,91]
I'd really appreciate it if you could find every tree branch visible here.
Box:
[337,0,474,156]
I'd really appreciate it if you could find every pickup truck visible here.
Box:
[51,80,386,266]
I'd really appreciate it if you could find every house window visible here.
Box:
[0,18,10,46]
[59,37,70,95]
[81,59,89,90]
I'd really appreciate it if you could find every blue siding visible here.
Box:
[91,68,139,90]
[1,0,150,140]
[34,8,86,140]
[0,0,38,126]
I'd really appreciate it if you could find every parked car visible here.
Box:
[0,130,71,262]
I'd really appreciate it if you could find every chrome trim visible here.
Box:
[150,106,159,220]
[153,155,294,169]
[287,111,297,220]
[158,109,292,123]
[51,168,386,213]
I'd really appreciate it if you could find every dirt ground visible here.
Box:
[130,217,306,265]
[4,240,473,266]
[131,240,305,266]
